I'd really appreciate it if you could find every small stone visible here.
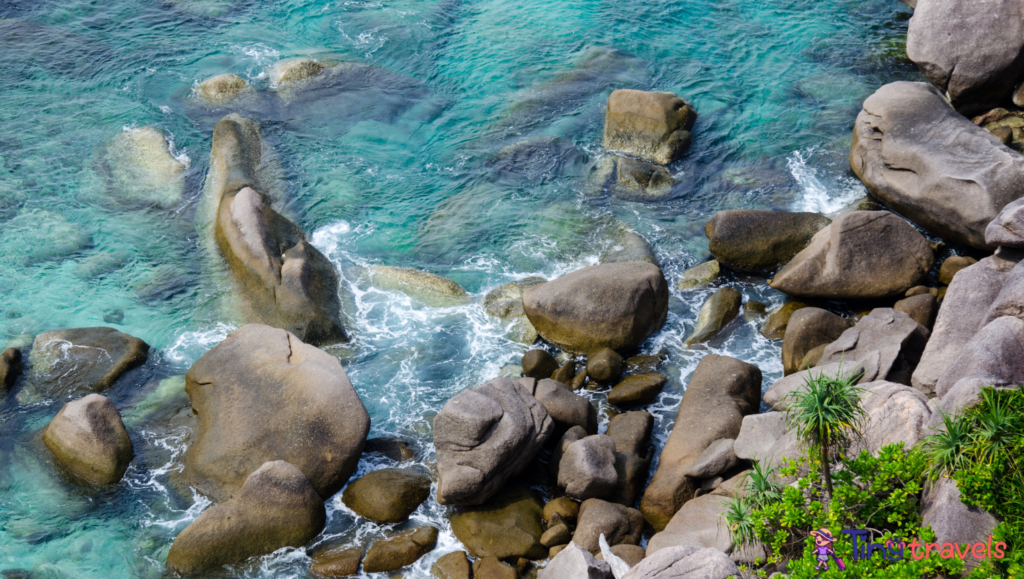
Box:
[310,546,363,578]
[894,293,938,329]
[364,437,417,462]
[549,545,568,559]
[677,261,719,291]
[473,556,518,579]
[522,350,559,379]
[938,256,978,285]
[341,468,431,523]
[571,371,588,390]
[552,360,575,385]
[42,394,133,485]
[623,355,662,375]
[431,551,471,579]
[685,287,741,345]
[607,373,667,407]
[363,527,439,574]
[586,348,623,383]
[543,496,580,524]
[540,523,572,548]
[761,301,808,339]
[744,301,766,314]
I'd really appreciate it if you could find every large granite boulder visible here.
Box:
[907,0,1024,109]
[449,483,547,560]
[733,412,803,475]
[96,127,186,209]
[640,355,761,531]
[363,527,439,573]
[934,316,1024,413]
[912,252,1021,395]
[42,394,134,485]
[781,307,853,375]
[182,324,370,502]
[539,543,613,579]
[603,89,696,165]
[574,499,644,555]
[620,545,740,579]
[769,211,934,299]
[606,411,654,506]
[683,439,739,479]
[600,228,659,266]
[24,327,149,401]
[208,114,347,346]
[341,468,431,523]
[523,263,669,354]
[434,377,553,506]
[921,477,999,571]
[765,308,929,408]
[854,381,935,456]
[559,434,619,501]
[850,82,1024,249]
[646,493,732,555]
[166,461,326,574]
[986,197,1024,248]
[704,210,831,272]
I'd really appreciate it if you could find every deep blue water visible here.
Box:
[0,0,917,576]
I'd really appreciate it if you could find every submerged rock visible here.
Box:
[483,276,545,344]
[368,265,470,307]
[769,211,934,299]
[25,327,149,401]
[593,155,675,200]
[641,354,761,531]
[705,210,831,272]
[195,73,252,106]
[907,0,1024,109]
[166,461,326,574]
[434,377,553,505]
[449,483,547,560]
[603,90,696,165]
[685,287,741,345]
[523,263,669,354]
[268,57,331,89]
[42,394,133,485]
[0,347,22,392]
[341,468,431,523]
[363,527,439,573]
[96,128,186,209]
[850,82,1024,249]
[1,210,92,266]
[677,260,719,291]
[182,324,369,501]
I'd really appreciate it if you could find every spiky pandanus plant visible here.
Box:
[783,365,866,505]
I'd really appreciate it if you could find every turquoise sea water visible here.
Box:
[0,0,918,576]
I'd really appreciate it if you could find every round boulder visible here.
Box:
[42,394,133,485]
[939,255,978,285]
[341,468,431,523]
[522,349,558,379]
[769,211,935,299]
[523,263,669,354]
[182,324,370,502]
[558,434,618,501]
[196,73,251,106]
[166,461,326,574]
[704,210,831,272]
[587,348,623,383]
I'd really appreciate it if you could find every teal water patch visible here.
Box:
[0,0,916,575]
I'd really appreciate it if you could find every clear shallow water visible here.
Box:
[0,0,917,576]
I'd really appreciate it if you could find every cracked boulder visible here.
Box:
[182,324,369,502]
[434,377,553,506]
[850,82,1024,249]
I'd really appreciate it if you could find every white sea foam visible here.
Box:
[164,322,236,366]
[788,148,866,215]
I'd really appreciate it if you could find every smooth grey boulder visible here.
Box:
[182,324,369,502]
[704,210,831,272]
[523,263,669,354]
[574,499,644,555]
[986,197,1024,248]
[733,412,802,475]
[539,542,613,579]
[532,378,598,434]
[935,316,1024,413]
[559,435,619,501]
[24,327,149,401]
[907,0,1024,109]
[850,82,1024,249]
[620,545,740,579]
[913,252,1022,395]
[550,425,589,482]
[765,308,929,409]
[434,377,554,506]
[769,211,934,299]
[606,411,654,507]
[683,439,739,479]
[42,394,134,485]
[921,477,999,571]
[646,493,732,555]
[166,461,326,574]
[641,355,761,531]
[853,381,934,456]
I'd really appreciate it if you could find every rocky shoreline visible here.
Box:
[1,2,1021,578]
